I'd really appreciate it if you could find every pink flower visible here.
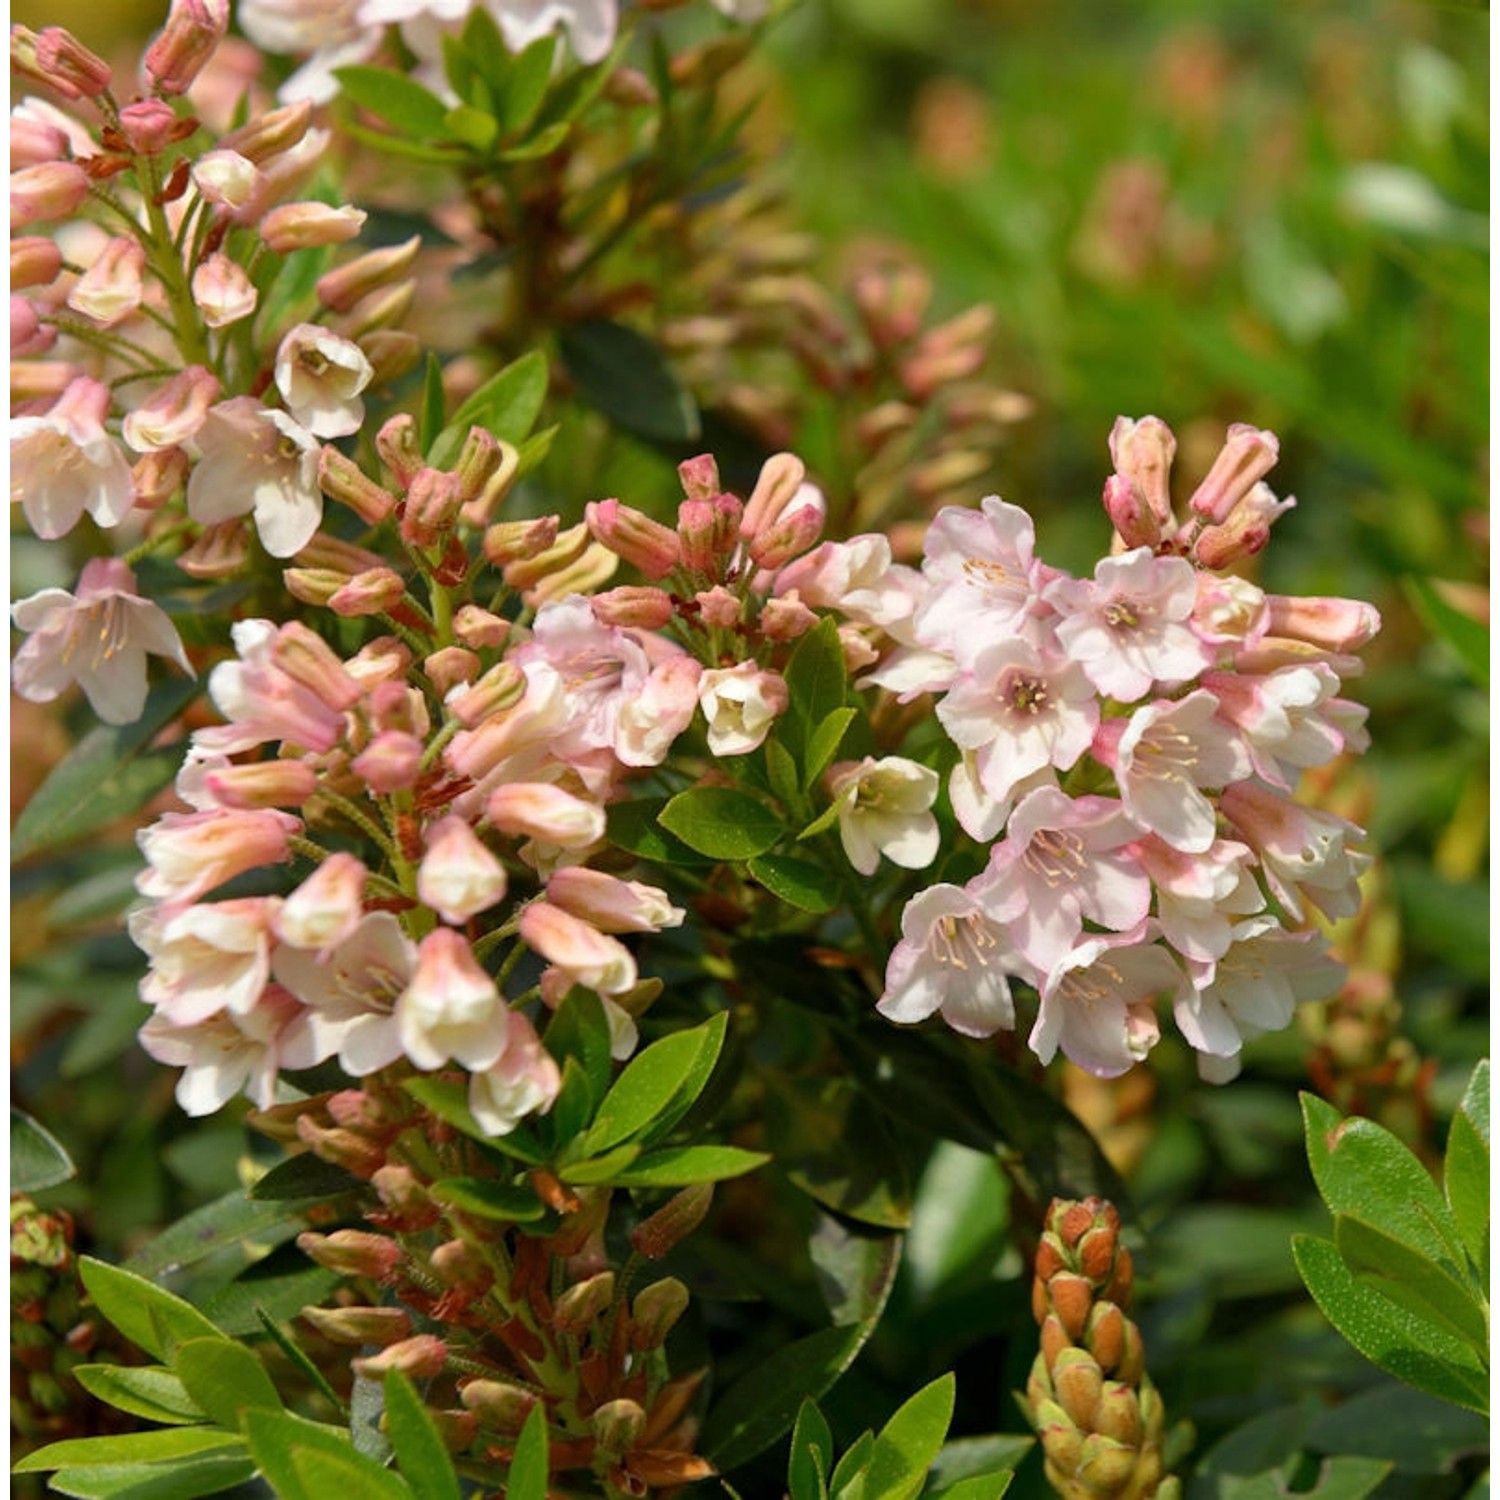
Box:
[136,806,300,910]
[519,901,637,996]
[351,730,424,792]
[877,883,1024,1038]
[274,323,373,438]
[144,0,231,96]
[1204,664,1349,788]
[66,237,147,327]
[273,852,367,953]
[487,783,606,850]
[775,535,921,634]
[396,929,510,1071]
[616,656,702,767]
[191,252,257,328]
[260,201,367,252]
[418,816,508,925]
[199,619,350,754]
[11,558,192,724]
[272,911,415,1075]
[468,1010,562,1136]
[122,366,222,453]
[1097,690,1251,853]
[973,788,1150,971]
[698,662,789,756]
[1029,927,1179,1077]
[936,638,1098,808]
[544,867,684,933]
[827,756,941,876]
[191,149,263,213]
[1044,549,1211,701]
[133,896,279,1024]
[1133,835,1264,963]
[187,397,323,557]
[11,377,135,538]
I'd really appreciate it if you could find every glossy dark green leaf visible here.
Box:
[788,1399,833,1500]
[201,1258,343,1337]
[173,1338,282,1429]
[659,786,783,861]
[11,1105,75,1191]
[558,319,701,443]
[1292,1234,1488,1414]
[781,620,848,765]
[608,1145,770,1187]
[607,796,716,866]
[429,1177,547,1222]
[250,1152,365,1202]
[12,677,197,861]
[546,1056,597,1147]
[806,1215,904,1329]
[401,1075,546,1162]
[333,66,450,139]
[72,1366,205,1426]
[863,1374,954,1500]
[14,1429,243,1474]
[507,1404,549,1500]
[78,1257,224,1362]
[748,852,840,913]
[244,1409,408,1500]
[544,988,614,1106]
[44,1451,257,1499]
[1445,1060,1489,1278]
[765,737,803,810]
[384,1371,461,1500]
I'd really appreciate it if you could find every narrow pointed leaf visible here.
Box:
[78,1257,223,1361]
[384,1371,461,1500]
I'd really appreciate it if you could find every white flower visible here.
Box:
[11,558,192,725]
[395,929,511,1071]
[828,756,940,876]
[133,898,280,1025]
[274,323,373,438]
[467,1010,562,1136]
[698,662,789,756]
[418,815,509,925]
[11,377,135,539]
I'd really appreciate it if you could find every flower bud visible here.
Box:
[452,605,510,650]
[400,468,464,549]
[694,585,741,629]
[11,296,53,357]
[352,1334,448,1379]
[35,28,111,98]
[760,593,817,640]
[677,498,719,575]
[328,568,406,617]
[856,400,920,449]
[590,586,674,630]
[447,662,526,728]
[10,162,91,230]
[678,452,720,500]
[68,237,148,328]
[191,150,262,213]
[586,499,681,578]
[218,101,314,165]
[177,518,249,577]
[122,366,220,453]
[430,1239,493,1293]
[553,1270,615,1335]
[339,281,415,342]
[1101,473,1161,549]
[1051,1347,1103,1429]
[591,1398,646,1456]
[10,237,63,291]
[203,759,318,810]
[115,99,182,156]
[630,1278,689,1349]
[901,341,986,399]
[460,1379,537,1432]
[748,501,823,571]
[418,815,508,925]
[318,447,397,526]
[296,1229,402,1280]
[274,851,366,950]
[546,868,684,934]
[351,730,424,792]
[362,329,423,387]
[852,264,932,348]
[261,202,367,253]
[144,0,229,95]
[316,236,421,313]
[484,515,560,567]
[1263,595,1380,652]
[1188,424,1280,523]
[273,622,362,711]
[295,1116,386,1177]
[519,903,635,996]
[1090,1383,1143,1448]
[488,785,606,848]
[423,647,479,699]
[630,1184,713,1260]
[300,1304,413,1347]
[191,252,257,328]
[376,413,425,489]
[740,452,807,541]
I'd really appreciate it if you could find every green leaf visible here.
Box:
[546,1055,597,1147]
[496,120,571,160]
[558,319,701,444]
[829,1431,875,1497]
[608,1145,770,1187]
[1405,576,1488,687]
[585,1013,729,1156]
[429,1177,547,1222]
[254,1308,345,1415]
[15,1430,244,1473]
[749,853,840,914]
[807,1215,905,1329]
[250,1153,366,1202]
[401,1075,546,1162]
[127,1187,318,1277]
[443,102,498,151]
[782,620,848,769]
[419,352,446,454]
[766,737,803,810]
[788,1399,833,1500]
[173,1338,282,1429]
[507,1403,550,1500]
[1302,1093,1468,1275]
[1445,1060,1490,1278]
[925,1435,1033,1497]
[804,707,858,787]
[384,1371,461,1500]
[797,801,844,842]
[432,350,549,467]
[333,66,450,139]
[863,1374,955,1500]
[931,1475,1015,1500]
[71,1366,205,1426]
[45,1452,257,1499]
[78,1257,224,1362]
[659,787,784,861]
[243,1409,407,1500]
[1293,1234,1489,1414]
[11,677,197,861]
[544,988,615,1107]
[1303,1382,1490,1474]
[607,796,716,866]
[557,1142,643,1184]
[499,35,555,136]
[201,1257,342,1337]
[1332,1213,1489,1349]
[11,1106,75,1191]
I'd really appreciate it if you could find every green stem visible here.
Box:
[135,157,211,368]
[123,519,196,566]
[316,784,402,867]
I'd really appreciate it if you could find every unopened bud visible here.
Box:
[460,1378,537,1432]
[554,1271,615,1335]
[261,201,367,254]
[319,447,397,526]
[1051,1346,1104,1429]
[176,518,249,577]
[592,1398,646,1456]
[524,544,618,606]
[296,1229,402,1280]
[500,519,589,589]
[484,515,559,567]
[351,730,425,793]
[430,1239,494,1293]
[740,453,806,540]
[35,28,111,98]
[376,413,425,489]
[10,237,62,291]
[586,499,681,579]
[447,661,526,728]
[677,498,719,576]
[1102,473,1161,549]
[760,593,817,640]
[273,622,362,711]
[294,1117,385,1176]
[677,453,720,500]
[203,759,317,809]
[489,784,606,848]
[630,1278,689,1349]
[400,468,465,548]
[668,30,753,88]
[630,1184,713,1260]
[219,101,314,165]
[363,329,423,387]
[1189,424,1280,524]
[300,1303,414,1347]
[452,605,509,650]
[191,252,256,328]
[316,236,422,313]
[327,568,405,617]
[144,0,228,95]
[748,502,823,571]
[1109,415,1176,526]
[852,264,932,348]
[900,342,985,399]
[603,65,658,106]
[591,586,674,630]
[910,447,992,503]
[1263,594,1380,651]
[340,280,415,341]
[1090,1381,1143,1448]
[352,1334,448,1379]
[421,647,477,698]
[856,400,919,449]
[11,161,91,230]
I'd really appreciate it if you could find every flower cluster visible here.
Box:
[789,418,1378,1080]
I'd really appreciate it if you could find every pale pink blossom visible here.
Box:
[202,759,318,810]
[1097,690,1251,853]
[133,897,279,1024]
[936,638,1098,808]
[1044,549,1212,701]
[775,534,922,634]
[272,911,415,1075]
[11,377,135,538]
[239,0,376,103]
[973,788,1150,972]
[698,662,789,756]
[519,901,637,996]
[947,756,1056,843]
[11,557,192,724]
[66,237,147,327]
[1263,595,1382,653]
[396,928,510,1071]
[616,656,702,767]
[1189,574,1269,649]
[11,294,53,357]
[186,397,323,556]
[144,0,231,96]
[273,852,367,953]
[545,867,684,933]
[122,366,221,453]
[1191,481,1296,569]
[274,323,373,438]
[1187,424,1280,524]
[1029,927,1178,1077]
[1204,664,1348,788]
[351,730,424,791]
[468,1010,562,1136]
[199,619,349,754]
[1133,835,1264,963]
[191,252,257,328]
[9,161,90,228]
[136,806,300,910]
[11,237,60,289]
[1176,916,1344,1082]
[191,149,263,213]
[260,201,367,252]
[446,661,567,796]
[418,816,509,925]
[877,883,1024,1038]
[827,756,941,876]
[487,783,605,850]
[1220,780,1371,922]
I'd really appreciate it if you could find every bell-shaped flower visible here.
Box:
[133,896,280,1025]
[418,816,508,925]
[395,928,510,1071]
[274,322,373,438]
[519,901,637,996]
[136,806,300,911]
[273,852,367,953]
[11,376,135,539]
[545,867,684,933]
[468,1009,562,1136]
[698,662,789,756]
[827,756,941,876]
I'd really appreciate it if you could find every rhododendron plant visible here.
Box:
[11,5,1450,1499]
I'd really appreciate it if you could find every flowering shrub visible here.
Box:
[8,4,1486,1499]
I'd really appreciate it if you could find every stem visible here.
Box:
[316,784,401,867]
[123,519,196,566]
[135,157,211,368]
[418,717,463,775]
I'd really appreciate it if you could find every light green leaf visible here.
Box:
[543,988,614,1107]
[72,1365,205,1426]
[78,1257,224,1362]
[829,1431,876,1497]
[289,1443,413,1498]
[384,1371,461,1500]
[243,1409,407,1500]
[419,352,446,454]
[584,1015,726,1154]
[402,1076,546,1162]
[788,1399,833,1500]
[11,1106,75,1192]
[607,796,716,866]
[173,1338,281,1431]
[558,319,700,443]
[1445,1060,1490,1278]
[433,350,548,465]
[507,1403,550,1500]
[766,737,803,810]
[863,1375,955,1500]
[608,1145,770,1187]
[496,120,571,160]
[15,1429,243,1473]
[558,1142,643,1184]
[443,102,498,150]
[127,1187,325,1277]
[333,66,450,138]
[45,1452,257,1499]
[428,1177,546,1221]
[659,786,784,861]
[805,708,858,787]
[498,35,555,136]
[748,853,840,914]
[932,1475,1016,1500]
[925,1435,1033,1497]
[1405,576,1488,687]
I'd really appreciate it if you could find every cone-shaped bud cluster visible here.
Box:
[1024,1197,1174,1500]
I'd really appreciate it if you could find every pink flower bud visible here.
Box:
[9,237,61,289]
[678,452,721,500]
[739,452,807,540]
[315,235,421,313]
[1101,473,1162,549]
[191,149,261,212]
[586,499,681,579]
[1263,595,1381,652]
[694,585,741,629]
[452,605,509,650]
[424,646,479,697]
[202,759,317,810]
[300,1305,413,1347]
[837,624,880,673]
[67,237,147,328]
[218,101,313,165]
[368,680,428,736]
[117,99,180,156]
[274,852,367,951]
[272,623,362,712]
[346,637,412,692]
[749,501,824,571]
[488,784,606,849]
[336,279,414,339]
[400,467,465,548]
[363,329,423,388]
[10,112,68,169]
[260,201,367,253]
[11,27,73,99]
[545,867,684,934]
[483,515,559,566]
[352,1335,448,1380]
[190,251,257,328]
[519,902,637,995]
[11,295,54,357]
[590,586,674,630]
[296,1229,402,1280]
[10,161,90,229]
[325,568,403,617]
[446,662,525,728]
[1191,482,1295,568]
[760,592,817,640]
[501,520,590,591]
[295,1116,386,1177]
[144,0,229,96]
[852,264,932,348]
[351,730,424,792]
[1188,424,1280,524]
[418,816,508,925]
[317,446,397,526]
[460,1379,538,1432]
[178,521,252,581]
[35,28,111,98]
[122,366,220,453]
[376,414,425,489]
